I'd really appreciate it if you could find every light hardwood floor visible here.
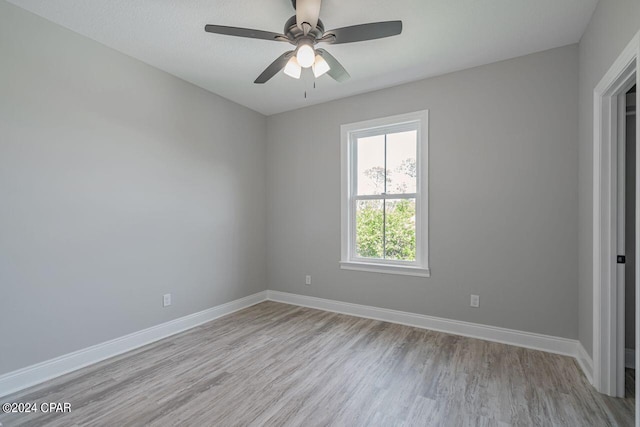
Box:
[0,301,635,426]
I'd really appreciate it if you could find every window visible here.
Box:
[340,111,429,277]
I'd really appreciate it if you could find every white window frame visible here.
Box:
[340,110,430,277]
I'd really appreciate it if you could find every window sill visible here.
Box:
[339,261,431,277]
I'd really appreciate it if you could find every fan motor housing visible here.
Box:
[284,15,324,41]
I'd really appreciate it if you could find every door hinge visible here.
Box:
[617,255,626,264]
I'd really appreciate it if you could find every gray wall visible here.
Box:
[266,45,579,339]
[0,1,267,375]
[577,0,640,357]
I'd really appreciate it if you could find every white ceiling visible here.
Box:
[7,0,597,115]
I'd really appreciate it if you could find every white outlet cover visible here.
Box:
[163,293,171,307]
[470,295,480,307]
[305,275,311,285]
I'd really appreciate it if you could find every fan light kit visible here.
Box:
[205,0,403,84]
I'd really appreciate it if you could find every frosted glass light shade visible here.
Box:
[312,55,330,78]
[296,43,315,68]
[284,56,302,79]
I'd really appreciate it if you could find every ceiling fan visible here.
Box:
[204,0,402,84]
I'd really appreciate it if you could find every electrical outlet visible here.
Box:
[163,293,172,307]
[305,275,311,285]
[470,295,479,308]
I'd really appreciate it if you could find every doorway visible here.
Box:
[625,85,637,398]
[592,31,639,417]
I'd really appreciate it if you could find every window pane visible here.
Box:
[384,198,416,261]
[355,199,384,259]
[386,130,417,194]
[356,135,386,195]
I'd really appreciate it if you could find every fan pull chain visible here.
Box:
[304,78,318,99]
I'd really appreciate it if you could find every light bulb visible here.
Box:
[312,55,331,78]
[296,42,315,68]
[284,56,301,79]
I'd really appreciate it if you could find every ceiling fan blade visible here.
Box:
[205,25,288,42]
[316,49,350,83]
[296,0,322,31]
[254,51,295,84]
[323,21,402,44]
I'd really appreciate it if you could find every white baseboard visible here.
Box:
[0,291,268,398]
[577,343,594,384]
[626,348,636,369]
[266,290,587,368]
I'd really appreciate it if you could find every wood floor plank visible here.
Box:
[0,301,634,426]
